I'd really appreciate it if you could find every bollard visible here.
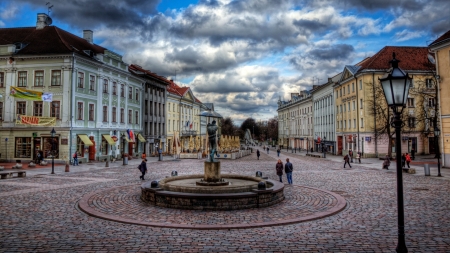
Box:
[424,164,430,176]
[65,161,70,172]
[123,155,128,165]
[255,171,262,177]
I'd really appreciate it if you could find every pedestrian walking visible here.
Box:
[277,148,280,157]
[405,153,411,168]
[256,149,260,160]
[139,158,148,180]
[383,154,390,170]
[349,149,354,163]
[343,154,351,168]
[284,158,293,184]
[267,147,269,154]
[276,159,283,183]
[401,153,406,168]
[73,151,79,166]
[356,152,361,164]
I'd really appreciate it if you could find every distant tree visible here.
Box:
[267,117,278,142]
[220,117,238,136]
[240,118,259,139]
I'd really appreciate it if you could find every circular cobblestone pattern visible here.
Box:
[78,184,346,229]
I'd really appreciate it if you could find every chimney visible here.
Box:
[36,13,52,30]
[83,30,94,44]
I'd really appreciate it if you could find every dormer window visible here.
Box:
[14,42,28,52]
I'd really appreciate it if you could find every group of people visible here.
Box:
[343,149,362,168]
[275,158,293,184]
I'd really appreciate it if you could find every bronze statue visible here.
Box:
[207,120,219,162]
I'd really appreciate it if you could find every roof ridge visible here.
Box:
[53,26,73,52]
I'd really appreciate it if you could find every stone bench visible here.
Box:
[306,154,322,158]
[0,171,27,179]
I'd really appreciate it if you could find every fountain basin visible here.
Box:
[141,174,284,210]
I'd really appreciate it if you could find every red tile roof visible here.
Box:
[0,26,105,56]
[128,64,170,85]
[358,46,432,72]
[429,30,450,48]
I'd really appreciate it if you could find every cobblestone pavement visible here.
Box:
[1,150,450,252]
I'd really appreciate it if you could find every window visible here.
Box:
[128,87,133,99]
[112,107,117,122]
[135,111,139,125]
[112,82,117,95]
[0,72,4,87]
[428,98,436,107]
[78,72,84,88]
[50,101,61,119]
[102,106,108,122]
[361,118,364,128]
[353,119,356,129]
[352,83,355,92]
[359,80,362,90]
[51,70,61,86]
[17,101,26,115]
[407,98,415,107]
[103,79,108,93]
[18,71,27,87]
[120,84,125,97]
[348,102,350,111]
[0,102,3,120]
[340,88,343,96]
[89,104,94,121]
[360,99,363,109]
[353,101,356,110]
[128,110,132,123]
[347,85,350,94]
[410,78,414,88]
[34,71,44,87]
[33,101,43,116]
[120,108,124,123]
[426,79,434,89]
[408,117,416,128]
[135,88,139,101]
[336,106,339,114]
[89,75,96,90]
[348,119,351,128]
[77,102,83,120]
[15,137,32,159]
[344,120,346,129]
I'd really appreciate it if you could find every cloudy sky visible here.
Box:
[1,0,449,124]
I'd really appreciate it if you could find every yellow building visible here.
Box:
[429,30,450,167]
[335,46,435,157]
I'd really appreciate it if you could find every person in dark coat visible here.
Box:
[277,148,280,157]
[343,154,351,168]
[284,158,293,184]
[266,147,269,154]
[401,154,406,168]
[139,159,147,180]
[276,159,283,182]
[383,155,391,170]
[256,149,260,160]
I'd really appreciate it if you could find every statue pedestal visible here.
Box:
[204,161,221,182]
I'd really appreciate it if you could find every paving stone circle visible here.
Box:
[78,183,346,229]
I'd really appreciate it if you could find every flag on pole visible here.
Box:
[189,122,193,129]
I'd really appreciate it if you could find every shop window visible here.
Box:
[76,136,85,155]
[15,137,32,158]
[51,70,61,86]
[43,137,59,158]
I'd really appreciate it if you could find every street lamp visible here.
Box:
[50,128,56,174]
[434,126,442,177]
[379,52,412,253]
[306,137,309,155]
[323,136,327,158]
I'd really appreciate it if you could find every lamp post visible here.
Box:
[434,126,442,177]
[379,52,412,253]
[306,137,309,155]
[323,136,327,158]
[50,128,56,174]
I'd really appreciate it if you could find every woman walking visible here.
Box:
[276,159,283,182]
[139,158,147,180]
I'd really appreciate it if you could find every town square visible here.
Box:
[1,0,450,252]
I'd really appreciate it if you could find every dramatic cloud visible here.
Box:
[2,0,448,122]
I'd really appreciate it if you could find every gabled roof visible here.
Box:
[429,29,450,48]
[128,64,170,85]
[346,65,361,75]
[357,46,431,72]
[0,26,105,56]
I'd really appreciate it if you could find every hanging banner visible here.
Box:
[10,86,53,102]
[16,115,56,126]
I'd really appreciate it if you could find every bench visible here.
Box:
[306,154,322,158]
[0,170,27,179]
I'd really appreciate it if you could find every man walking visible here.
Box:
[343,154,351,168]
[284,158,293,184]
[267,147,269,154]
[256,149,260,160]
[349,149,353,163]
[277,148,280,157]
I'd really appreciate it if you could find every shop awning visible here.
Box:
[78,134,93,146]
[102,135,116,145]
[123,136,134,143]
[137,134,146,142]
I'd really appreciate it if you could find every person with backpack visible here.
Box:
[343,154,351,168]
[275,159,283,183]
[256,149,260,160]
[284,158,293,184]
[73,151,79,166]
[139,158,147,180]
[405,153,411,168]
